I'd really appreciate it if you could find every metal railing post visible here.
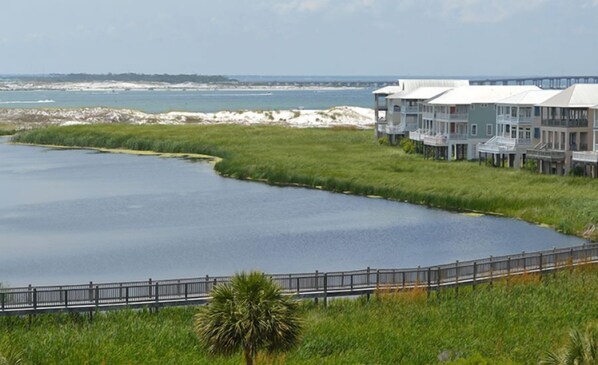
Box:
[472,262,477,290]
[323,273,328,307]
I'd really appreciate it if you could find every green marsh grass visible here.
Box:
[12,125,598,238]
[0,268,596,364]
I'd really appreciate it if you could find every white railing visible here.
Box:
[385,124,404,134]
[572,151,598,163]
[424,134,448,146]
[497,115,533,124]
[422,112,435,120]
[400,105,419,114]
[409,129,429,142]
[436,113,468,122]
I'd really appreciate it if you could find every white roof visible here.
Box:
[373,79,469,95]
[372,86,403,95]
[540,84,598,108]
[427,85,540,105]
[496,90,561,106]
[387,86,453,100]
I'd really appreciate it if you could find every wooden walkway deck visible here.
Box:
[1,243,596,316]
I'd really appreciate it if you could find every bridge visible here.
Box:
[0,243,596,316]
[470,76,598,89]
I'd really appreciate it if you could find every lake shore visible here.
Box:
[12,125,598,240]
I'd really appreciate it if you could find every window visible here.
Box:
[534,106,540,116]
[486,124,493,136]
[471,124,478,136]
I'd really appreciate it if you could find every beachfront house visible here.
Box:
[571,104,598,177]
[373,79,469,143]
[373,86,403,139]
[526,84,598,175]
[477,90,560,168]
[420,86,540,161]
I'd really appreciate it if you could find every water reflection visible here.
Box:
[0,138,584,286]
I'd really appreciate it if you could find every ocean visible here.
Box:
[0,88,375,113]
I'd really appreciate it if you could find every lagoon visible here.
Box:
[0,137,584,286]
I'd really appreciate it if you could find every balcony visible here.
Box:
[409,129,429,142]
[573,151,598,163]
[541,118,588,128]
[478,136,531,154]
[436,112,468,122]
[400,105,419,114]
[526,144,566,161]
[376,122,387,132]
[424,134,448,146]
[422,111,435,120]
[497,115,533,124]
[385,124,405,135]
[423,133,468,146]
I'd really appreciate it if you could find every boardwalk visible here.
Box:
[1,243,596,316]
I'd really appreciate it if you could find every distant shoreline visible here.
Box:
[0,81,365,92]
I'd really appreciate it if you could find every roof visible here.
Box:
[387,86,453,100]
[372,79,469,95]
[426,85,540,105]
[496,90,561,106]
[372,86,403,95]
[540,84,598,108]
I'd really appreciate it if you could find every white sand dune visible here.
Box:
[0,106,375,129]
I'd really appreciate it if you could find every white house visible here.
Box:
[373,79,469,143]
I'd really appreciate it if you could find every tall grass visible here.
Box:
[0,267,596,364]
[12,125,598,238]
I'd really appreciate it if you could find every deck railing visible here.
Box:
[0,243,596,316]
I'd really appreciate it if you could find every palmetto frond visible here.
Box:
[194,271,302,365]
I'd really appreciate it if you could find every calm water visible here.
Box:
[0,138,584,286]
[0,89,374,113]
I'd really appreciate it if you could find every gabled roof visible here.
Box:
[387,86,453,100]
[496,90,561,106]
[540,84,598,108]
[373,79,469,95]
[372,86,403,95]
[426,85,540,105]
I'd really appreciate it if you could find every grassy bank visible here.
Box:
[1,268,597,364]
[12,124,598,238]
[0,123,16,136]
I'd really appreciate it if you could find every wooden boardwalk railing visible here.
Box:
[1,243,597,316]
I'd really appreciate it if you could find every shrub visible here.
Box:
[399,138,415,154]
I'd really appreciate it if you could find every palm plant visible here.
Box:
[540,323,598,365]
[194,271,302,365]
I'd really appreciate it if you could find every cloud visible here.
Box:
[439,0,547,23]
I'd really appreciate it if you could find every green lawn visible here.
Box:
[13,124,598,238]
[1,268,596,364]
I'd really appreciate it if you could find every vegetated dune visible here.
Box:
[0,106,375,130]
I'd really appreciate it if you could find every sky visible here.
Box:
[1,0,597,76]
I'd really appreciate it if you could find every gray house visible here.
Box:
[420,85,539,160]
[572,104,598,177]
[478,89,560,168]
[526,84,598,175]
